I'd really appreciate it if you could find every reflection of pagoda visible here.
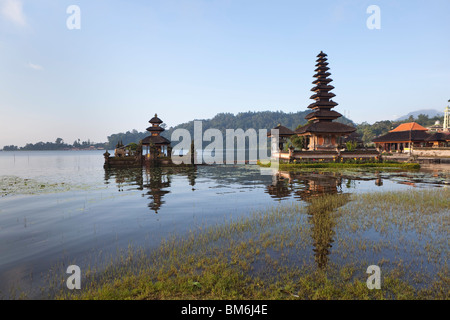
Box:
[296,52,356,150]
[265,171,349,270]
[186,166,197,190]
[306,192,349,270]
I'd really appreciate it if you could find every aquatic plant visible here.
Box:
[45,188,449,300]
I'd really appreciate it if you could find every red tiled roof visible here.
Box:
[390,122,428,132]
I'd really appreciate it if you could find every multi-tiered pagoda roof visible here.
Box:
[296,52,356,136]
[142,114,171,146]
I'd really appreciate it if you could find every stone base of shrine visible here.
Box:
[275,149,381,163]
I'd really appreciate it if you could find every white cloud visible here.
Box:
[28,62,43,71]
[1,0,26,26]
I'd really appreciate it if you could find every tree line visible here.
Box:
[105,110,355,149]
[2,138,106,151]
[356,114,444,144]
[2,111,444,151]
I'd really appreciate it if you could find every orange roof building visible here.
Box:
[373,122,431,153]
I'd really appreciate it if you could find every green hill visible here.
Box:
[106,110,355,149]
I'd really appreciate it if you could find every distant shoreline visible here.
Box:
[0,148,106,151]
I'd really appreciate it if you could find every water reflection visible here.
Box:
[103,165,447,269]
[266,171,350,269]
[265,171,344,200]
[104,167,144,191]
[143,169,171,213]
[104,166,198,214]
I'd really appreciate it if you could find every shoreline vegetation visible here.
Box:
[32,188,448,300]
[2,111,445,152]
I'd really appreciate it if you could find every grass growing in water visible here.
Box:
[46,188,450,300]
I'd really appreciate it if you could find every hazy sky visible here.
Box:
[1,0,449,147]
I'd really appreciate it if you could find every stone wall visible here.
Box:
[412,148,450,157]
[286,150,380,162]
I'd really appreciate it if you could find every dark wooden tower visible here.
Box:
[296,52,356,150]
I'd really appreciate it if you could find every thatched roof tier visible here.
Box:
[146,126,165,132]
[307,100,338,109]
[310,92,336,100]
[424,132,450,142]
[149,114,163,124]
[311,84,335,92]
[312,78,333,85]
[305,110,342,120]
[313,72,331,78]
[267,124,295,137]
[296,122,356,135]
[315,65,330,71]
[141,135,171,146]
[372,130,430,143]
[315,61,329,67]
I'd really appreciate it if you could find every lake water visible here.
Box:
[0,150,448,298]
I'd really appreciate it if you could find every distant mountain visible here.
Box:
[396,109,444,121]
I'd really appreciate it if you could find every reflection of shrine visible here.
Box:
[265,171,349,270]
[143,167,171,213]
[290,172,342,201]
[104,167,144,192]
[265,173,292,200]
[104,166,197,214]
[264,171,343,201]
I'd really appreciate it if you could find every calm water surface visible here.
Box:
[0,151,448,297]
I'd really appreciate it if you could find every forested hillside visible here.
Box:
[2,111,443,150]
[105,110,355,149]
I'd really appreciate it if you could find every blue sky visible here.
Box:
[0,0,449,147]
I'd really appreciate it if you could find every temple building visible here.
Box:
[295,51,356,150]
[425,131,450,148]
[141,114,171,158]
[427,120,443,132]
[373,122,432,152]
[267,124,295,151]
